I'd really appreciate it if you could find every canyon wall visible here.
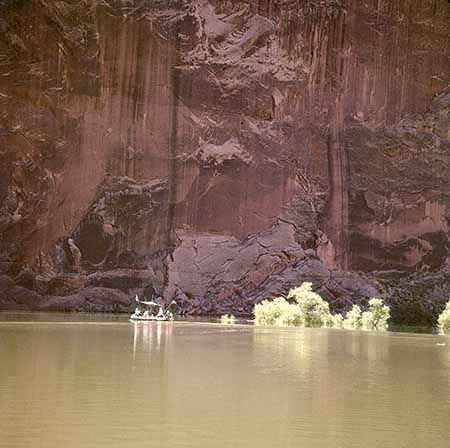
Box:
[0,0,449,321]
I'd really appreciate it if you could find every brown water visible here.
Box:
[0,314,449,448]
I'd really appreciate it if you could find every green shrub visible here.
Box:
[287,282,332,328]
[330,313,344,329]
[220,314,236,324]
[254,297,297,326]
[389,300,434,327]
[344,305,363,330]
[363,298,390,331]
[254,283,390,332]
[254,283,340,329]
[344,299,390,331]
[438,301,450,335]
[273,305,304,327]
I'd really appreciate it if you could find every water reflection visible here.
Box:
[132,321,173,363]
[0,320,449,448]
[252,327,450,447]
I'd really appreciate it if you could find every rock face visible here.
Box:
[0,0,449,321]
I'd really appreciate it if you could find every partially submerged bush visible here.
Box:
[255,283,335,328]
[254,297,302,326]
[273,303,304,327]
[438,301,450,335]
[288,283,332,328]
[343,305,363,330]
[329,313,344,329]
[343,299,390,331]
[362,298,390,331]
[255,283,339,329]
[220,314,236,324]
[254,283,390,332]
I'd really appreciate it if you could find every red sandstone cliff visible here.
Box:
[0,0,449,319]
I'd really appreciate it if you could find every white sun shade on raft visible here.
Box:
[135,295,161,307]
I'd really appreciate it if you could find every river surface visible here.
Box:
[0,313,449,448]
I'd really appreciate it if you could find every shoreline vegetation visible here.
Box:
[220,314,236,324]
[253,283,390,331]
[221,283,450,335]
[438,301,450,335]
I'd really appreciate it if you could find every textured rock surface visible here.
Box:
[0,0,449,321]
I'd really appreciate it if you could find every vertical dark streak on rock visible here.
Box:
[324,7,350,269]
[166,31,180,251]
[326,108,349,269]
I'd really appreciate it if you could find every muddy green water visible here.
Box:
[0,314,449,448]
